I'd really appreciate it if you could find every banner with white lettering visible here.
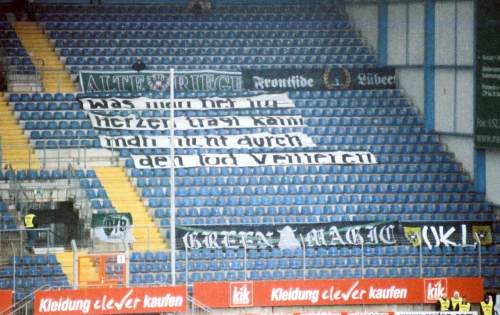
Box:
[131,151,377,168]
[242,67,397,91]
[192,278,483,308]
[99,132,314,149]
[177,222,397,250]
[401,221,493,249]
[34,286,187,314]
[78,69,241,93]
[88,113,305,130]
[78,93,293,111]
[175,221,493,250]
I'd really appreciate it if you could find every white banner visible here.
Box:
[79,93,294,111]
[132,151,377,168]
[88,113,305,130]
[90,213,135,244]
[99,132,315,149]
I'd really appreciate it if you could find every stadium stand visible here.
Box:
[0,15,35,75]
[0,0,498,309]
[0,254,69,300]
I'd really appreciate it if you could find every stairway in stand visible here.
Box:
[13,21,76,93]
[0,93,40,169]
[95,166,167,251]
[56,251,100,288]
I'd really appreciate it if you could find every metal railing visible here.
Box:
[3,285,51,315]
[90,224,166,253]
[0,141,119,171]
[1,53,75,93]
[5,163,80,213]
[0,234,487,314]
[187,296,213,314]
[0,227,66,255]
[84,239,486,288]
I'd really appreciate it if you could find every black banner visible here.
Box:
[242,67,397,92]
[78,70,242,93]
[475,0,500,148]
[176,221,492,250]
[178,222,398,250]
[402,221,492,249]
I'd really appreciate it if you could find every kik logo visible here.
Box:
[424,278,448,302]
[230,282,253,307]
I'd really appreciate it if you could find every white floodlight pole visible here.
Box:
[169,68,176,285]
[473,232,482,277]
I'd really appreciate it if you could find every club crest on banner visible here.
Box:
[278,226,302,250]
[403,227,422,246]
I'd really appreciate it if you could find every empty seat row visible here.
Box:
[7,169,76,181]
[39,3,345,15]
[23,120,92,130]
[68,63,375,74]
[0,265,64,277]
[14,102,80,111]
[55,37,363,49]
[34,139,99,149]
[164,212,490,226]
[53,29,358,41]
[9,93,76,102]
[19,111,87,120]
[0,276,69,289]
[129,161,461,179]
[147,192,481,208]
[137,175,469,190]
[65,54,375,66]
[58,41,364,56]
[142,183,476,199]
[44,20,352,31]
[169,203,488,219]
[42,11,347,22]
[29,129,96,140]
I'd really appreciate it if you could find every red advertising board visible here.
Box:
[0,290,13,313]
[34,286,186,315]
[245,312,396,315]
[193,278,483,308]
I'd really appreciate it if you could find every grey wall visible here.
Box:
[346,0,500,204]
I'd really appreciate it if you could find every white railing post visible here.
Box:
[243,242,247,281]
[357,235,364,279]
[10,243,16,298]
[123,239,129,288]
[185,247,189,288]
[71,239,78,289]
[169,68,176,285]
[418,233,423,277]
[473,232,482,277]
[301,236,306,280]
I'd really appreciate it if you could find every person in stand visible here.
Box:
[24,210,38,252]
[0,62,6,92]
[481,295,494,315]
[25,0,36,21]
[187,0,211,16]
[132,58,146,72]
[459,296,471,312]
[451,291,463,311]
[436,294,451,311]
